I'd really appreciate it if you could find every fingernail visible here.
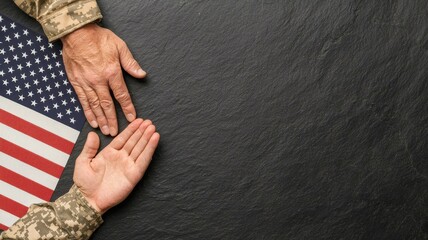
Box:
[90,121,98,128]
[126,113,136,122]
[101,125,109,135]
[137,69,146,76]
[110,128,118,137]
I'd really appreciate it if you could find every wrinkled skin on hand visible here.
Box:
[61,23,146,136]
[73,118,160,214]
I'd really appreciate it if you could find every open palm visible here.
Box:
[73,119,160,214]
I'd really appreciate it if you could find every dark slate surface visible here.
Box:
[1,1,427,239]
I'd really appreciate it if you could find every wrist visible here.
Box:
[83,195,107,215]
[60,23,99,45]
[75,187,108,214]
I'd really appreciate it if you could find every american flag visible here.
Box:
[0,14,85,230]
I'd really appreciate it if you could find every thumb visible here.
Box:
[77,132,100,164]
[118,42,146,78]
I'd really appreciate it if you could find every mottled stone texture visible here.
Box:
[1,0,427,239]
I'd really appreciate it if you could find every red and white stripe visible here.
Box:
[0,96,80,230]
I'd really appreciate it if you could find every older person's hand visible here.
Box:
[73,118,160,214]
[61,23,146,136]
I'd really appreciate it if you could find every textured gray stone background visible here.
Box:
[1,1,427,239]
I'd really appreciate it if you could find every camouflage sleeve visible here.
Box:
[0,185,103,240]
[12,0,103,42]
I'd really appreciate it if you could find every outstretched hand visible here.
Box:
[61,23,146,136]
[73,119,160,214]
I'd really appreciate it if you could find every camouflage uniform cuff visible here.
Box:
[53,184,104,239]
[38,0,103,42]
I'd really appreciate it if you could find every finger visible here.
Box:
[84,86,109,135]
[118,41,146,79]
[109,118,144,150]
[76,132,100,165]
[95,85,118,136]
[123,120,152,155]
[72,84,98,128]
[109,72,136,123]
[135,132,160,171]
[130,123,156,160]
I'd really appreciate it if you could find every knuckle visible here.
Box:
[118,39,127,49]
[100,99,113,109]
[126,58,137,68]
[114,91,130,102]
[85,80,103,89]
[104,68,117,80]
[89,98,101,109]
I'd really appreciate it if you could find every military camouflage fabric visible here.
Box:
[0,185,103,240]
[13,0,103,41]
